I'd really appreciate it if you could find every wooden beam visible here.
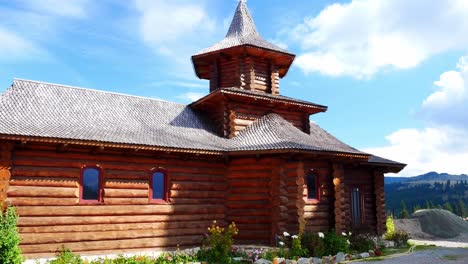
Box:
[56,143,68,153]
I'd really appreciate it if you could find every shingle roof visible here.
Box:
[0,79,403,168]
[368,155,406,167]
[194,0,291,56]
[0,79,228,151]
[220,88,327,110]
[230,113,365,155]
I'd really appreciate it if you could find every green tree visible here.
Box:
[399,200,409,219]
[443,202,453,212]
[458,199,467,217]
[0,205,23,264]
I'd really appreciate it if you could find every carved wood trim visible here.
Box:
[0,141,14,208]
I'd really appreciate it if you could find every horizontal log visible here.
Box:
[10,177,77,188]
[8,197,77,206]
[19,214,226,226]
[8,186,77,198]
[12,167,79,178]
[19,220,215,233]
[20,227,207,245]
[170,190,225,199]
[104,188,147,198]
[16,204,224,216]
[20,235,203,254]
[171,181,226,191]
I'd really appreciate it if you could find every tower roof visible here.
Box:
[194,0,292,56]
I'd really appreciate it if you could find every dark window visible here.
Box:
[351,187,362,226]
[81,167,101,202]
[306,173,318,200]
[151,171,166,201]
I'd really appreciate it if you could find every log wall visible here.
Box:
[7,143,227,258]
[227,103,308,137]
[226,157,273,244]
[342,167,377,233]
[208,55,279,95]
[301,161,334,233]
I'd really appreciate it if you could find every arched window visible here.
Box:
[150,169,168,202]
[80,166,103,203]
[306,172,319,200]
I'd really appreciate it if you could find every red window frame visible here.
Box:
[149,167,169,203]
[306,170,320,203]
[79,165,104,204]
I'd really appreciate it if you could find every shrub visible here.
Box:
[301,232,326,257]
[386,231,410,248]
[198,221,238,264]
[0,205,23,264]
[48,246,83,264]
[384,215,395,239]
[289,235,308,259]
[348,233,374,253]
[322,231,349,256]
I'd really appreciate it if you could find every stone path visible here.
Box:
[353,248,468,264]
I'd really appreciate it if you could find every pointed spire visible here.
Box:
[226,0,259,38]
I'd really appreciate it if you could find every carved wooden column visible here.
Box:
[374,170,386,235]
[270,158,282,245]
[0,141,14,210]
[270,64,280,95]
[209,59,219,92]
[333,163,346,234]
[296,162,306,234]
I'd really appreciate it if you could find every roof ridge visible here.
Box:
[13,78,184,106]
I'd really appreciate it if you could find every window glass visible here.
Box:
[82,168,100,200]
[152,171,165,200]
[307,173,317,199]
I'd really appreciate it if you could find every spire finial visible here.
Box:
[226,0,258,38]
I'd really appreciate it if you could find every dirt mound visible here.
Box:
[410,209,468,239]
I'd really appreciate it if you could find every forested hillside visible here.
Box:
[385,172,468,218]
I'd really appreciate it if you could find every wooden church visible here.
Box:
[0,1,405,258]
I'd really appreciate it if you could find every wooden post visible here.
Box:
[374,170,386,235]
[270,63,280,95]
[209,59,219,92]
[270,158,282,245]
[0,141,14,210]
[333,163,346,234]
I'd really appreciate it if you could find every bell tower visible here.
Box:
[192,0,295,95]
[191,0,327,138]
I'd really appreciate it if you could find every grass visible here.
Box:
[441,254,462,261]
[412,244,437,251]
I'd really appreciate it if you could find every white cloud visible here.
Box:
[177,92,205,102]
[18,0,90,18]
[420,56,468,128]
[0,26,43,61]
[365,56,468,176]
[291,0,468,78]
[365,126,468,176]
[135,0,216,58]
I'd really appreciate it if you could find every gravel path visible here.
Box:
[353,248,468,264]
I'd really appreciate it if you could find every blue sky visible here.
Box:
[1,0,467,176]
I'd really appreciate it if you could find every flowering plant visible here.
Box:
[198,221,239,264]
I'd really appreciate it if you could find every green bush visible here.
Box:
[289,236,308,259]
[0,205,23,264]
[384,215,395,239]
[322,231,349,256]
[48,246,83,264]
[197,221,238,264]
[348,233,374,253]
[301,232,326,257]
[386,231,410,248]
